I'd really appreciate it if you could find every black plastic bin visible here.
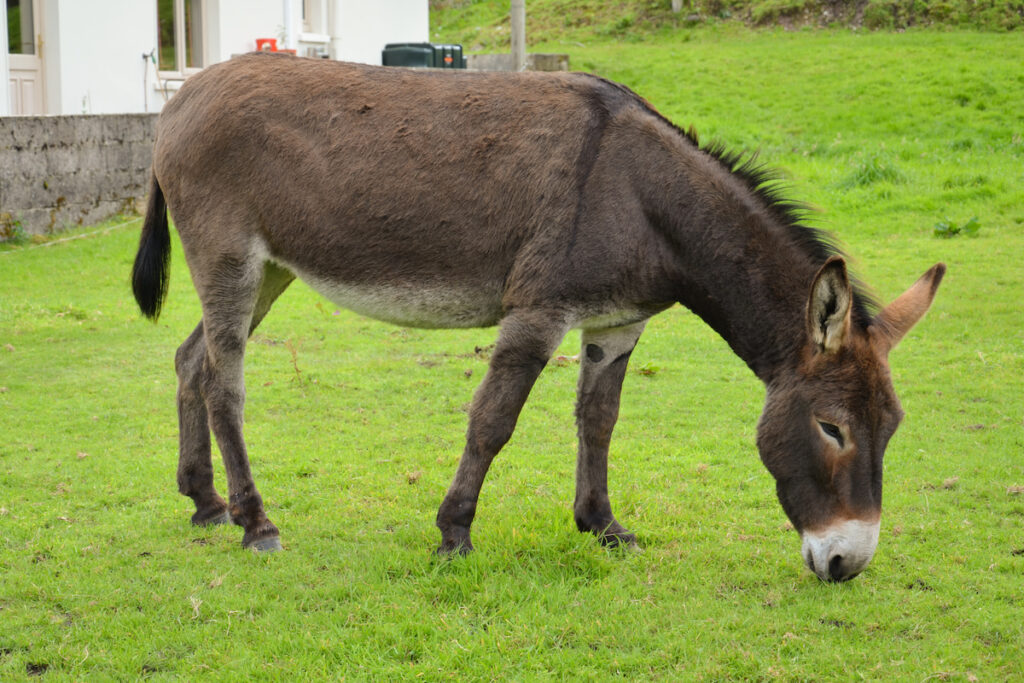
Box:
[382,43,467,69]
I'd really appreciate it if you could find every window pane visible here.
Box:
[184,0,202,68]
[157,0,176,70]
[7,0,35,55]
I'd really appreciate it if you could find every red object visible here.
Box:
[255,38,277,52]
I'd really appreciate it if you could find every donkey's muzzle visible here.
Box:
[801,518,880,582]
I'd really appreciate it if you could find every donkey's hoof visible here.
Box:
[435,538,473,556]
[243,522,282,553]
[618,539,643,553]
[597,530,639,550]
[247,536,282,553]
[192,509,231,527]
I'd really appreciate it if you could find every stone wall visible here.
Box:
[0,114,157,237]
[466,53,569,72]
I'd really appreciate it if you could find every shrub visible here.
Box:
[863,0,896,29]
[934,216,981,238]
[0,214,27,243]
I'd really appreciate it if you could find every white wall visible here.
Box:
[3,0,429,115]
[43,0,158,114]
[206,0,428,67]
[207,0,283,64]
[332,0,428,65]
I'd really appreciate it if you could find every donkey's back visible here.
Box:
[152,53,650,328]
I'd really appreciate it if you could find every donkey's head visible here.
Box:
[757,258,945,581]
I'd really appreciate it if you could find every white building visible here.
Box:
[1,0,429,116]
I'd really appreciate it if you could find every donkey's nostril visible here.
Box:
[828,554,846,582]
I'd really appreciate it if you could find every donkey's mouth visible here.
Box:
[801,518,880,582]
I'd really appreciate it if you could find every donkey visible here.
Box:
[132,53,944,581]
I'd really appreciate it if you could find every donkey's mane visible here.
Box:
[689,131,880,325]
[585,74,881,324]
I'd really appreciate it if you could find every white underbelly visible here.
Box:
[263,245,664,332]
[300,272,503,329]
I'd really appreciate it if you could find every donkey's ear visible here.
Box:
[807,257,852,354]
[871,263,946,353]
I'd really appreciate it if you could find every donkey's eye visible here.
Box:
[818,421,845,448]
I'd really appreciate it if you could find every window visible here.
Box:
[299,0,329,57]
[157,0,204,73]
[6,0,35,55]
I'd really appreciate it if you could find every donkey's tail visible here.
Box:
[131,173,171,321]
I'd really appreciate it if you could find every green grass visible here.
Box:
[430,0,1024,47]
[2,28,1023,680]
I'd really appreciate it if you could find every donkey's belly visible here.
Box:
[298,272,504,329]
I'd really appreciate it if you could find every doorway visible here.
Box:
[7,0,44,115]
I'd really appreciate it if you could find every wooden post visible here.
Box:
[672,0,683,12]
[510,0,526,72]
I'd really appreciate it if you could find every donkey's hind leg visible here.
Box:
[573,321,647,547]
[176,321,229,526]
[179,257,293,550]
[175,263,294,532]
[436,309,569,554]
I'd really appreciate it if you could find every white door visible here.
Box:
[7,0,44,115]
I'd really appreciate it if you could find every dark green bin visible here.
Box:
[382,43,467,69]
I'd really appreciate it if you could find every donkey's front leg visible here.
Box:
[574,321,647,547]
[436,310,568,554]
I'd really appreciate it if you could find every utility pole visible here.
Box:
[510,0,526,72]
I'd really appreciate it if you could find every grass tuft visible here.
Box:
[839,153,908,189]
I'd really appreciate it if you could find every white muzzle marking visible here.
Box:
[801,519,880,582]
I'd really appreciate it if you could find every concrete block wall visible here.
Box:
[0,114,157,237]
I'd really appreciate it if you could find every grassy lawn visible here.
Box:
[1,28,1022,680]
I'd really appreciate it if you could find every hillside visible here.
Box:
[429,0,1022,50]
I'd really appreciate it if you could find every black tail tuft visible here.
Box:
[131,174,171,321]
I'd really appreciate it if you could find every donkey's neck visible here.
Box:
[635,128,829,382]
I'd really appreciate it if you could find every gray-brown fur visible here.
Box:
[132,53,944,577]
